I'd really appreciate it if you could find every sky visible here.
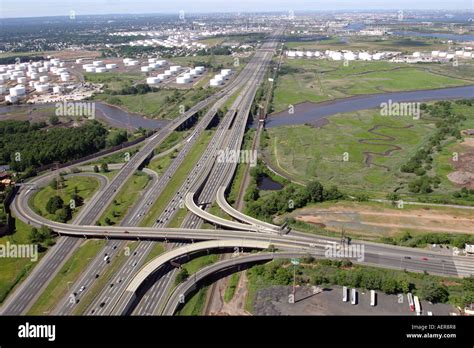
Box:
[0,0,472,18]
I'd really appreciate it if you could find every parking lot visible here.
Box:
[253,285,458,316]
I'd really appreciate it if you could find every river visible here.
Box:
[0,101,170,130]
[266,85,474,128]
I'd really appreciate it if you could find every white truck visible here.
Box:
[414,295,422,316]
[343,286,348,302]
[370,290,376,306]
[351,288,357,305]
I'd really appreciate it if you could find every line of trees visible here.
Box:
[249,258,474,306]
[0,120,114,173]
[400,100,466,194]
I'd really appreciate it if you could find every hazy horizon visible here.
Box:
[0,0,472,19]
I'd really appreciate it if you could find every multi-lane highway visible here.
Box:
[60,39,282,316]
[3,29,473,317]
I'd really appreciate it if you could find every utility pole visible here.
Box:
[55,162,63,196]
[290,258,299,301]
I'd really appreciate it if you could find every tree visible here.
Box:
[55,206,72,223]
[93,165,99,173]
[49,115,60,126]
[101,163,109,173]
[419,282,449,303]
[386,193,400,203]
[29,227,42,244]
[175,268,189,285]
[46,196,64,214]
[306,181,325,202]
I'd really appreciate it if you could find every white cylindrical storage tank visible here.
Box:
[10,85,26,96]
[106,63,117,69]
[5,95,18,103]
[210,78,222,87]
[35,84,49,93]
[76,58,83,64]
[53,86,63,94]
[83,64,93,70]
[195,66,205,73]
[221,69,232,76]
[214,74,224,81]
[438,52,447,58]
[343,52,356,61]
[176,76,190,84]
[146,77,160,85]
[95,67,107,73]
[170,65,181,73]
[85,66,96,73]
[38,67,48,73]
[156,60,167,66]
[0,85,6,94]
[164,70,172,76]
[39,75,49,83]
[157,74,166,80]
[306,51,314,57]
[141,66,152,73]
[17,77,26,84]
[463,51,473,58]
[127,60,139,66]
[60,73,70,82]
[93,60,104,67]
[148,58,157,63]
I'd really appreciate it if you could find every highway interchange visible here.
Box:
[1,30,473,316]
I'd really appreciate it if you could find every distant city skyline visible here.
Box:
[0,0,472,19]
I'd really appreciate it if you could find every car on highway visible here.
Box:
[421,257,429,261]
[404,256,411,259]
[104,255,110,262]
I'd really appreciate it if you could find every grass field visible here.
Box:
[224,272,241,303]
[177,286,209,316]
[0,218,44,304]
[272,59,474,113]
[264,109,436,195]
[84,72,143,91]
[98,172,150,226]
[31,176,100,222]
[143,243,166,264]
[176,254,219,315]
[183,254,219,275]
[95,90,176,118]
[284,36,460,54]
[27,239,106,315]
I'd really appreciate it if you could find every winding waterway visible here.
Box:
[266,85,474,128]
[0,101,170,130]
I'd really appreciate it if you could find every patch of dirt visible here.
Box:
[296,204,474,235]
[210,271,251,316]
[448,135,474,189]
